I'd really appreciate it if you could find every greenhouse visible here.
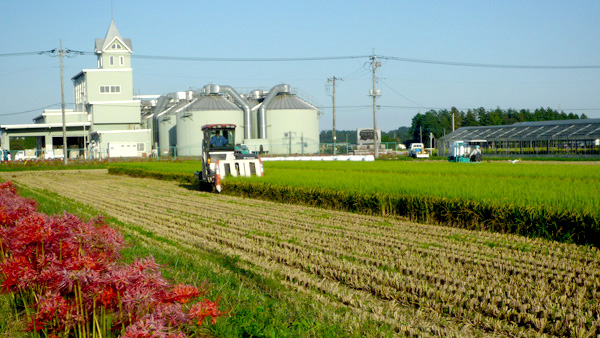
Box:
[438,118,600,157]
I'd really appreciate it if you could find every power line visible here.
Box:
[132,54,370,62]
[379,55,600,69]
[4,49,600,69]
[320,104,600,111]
[379,79,427,109]
[0,103,61,117]
[0,51,47,57]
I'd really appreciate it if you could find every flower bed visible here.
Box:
[0,180,223,337]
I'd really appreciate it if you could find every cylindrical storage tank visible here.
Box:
[157,99,193,156]
[265,93,320,155]
[246,96,261,139]
[176,95,244,156]
[157,111,177,156]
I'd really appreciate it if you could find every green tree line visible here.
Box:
[320,107,587,145]
[409,107,586,144]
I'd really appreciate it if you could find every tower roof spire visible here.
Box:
[94,20,132,54]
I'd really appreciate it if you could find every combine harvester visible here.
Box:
[194,124,263,192]
[448,140,483,163]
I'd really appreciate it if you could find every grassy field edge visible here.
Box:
[1,180,394,337]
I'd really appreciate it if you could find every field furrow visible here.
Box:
[3,169,599,337]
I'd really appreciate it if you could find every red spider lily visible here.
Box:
[26,291,76,332]
[0,180,224,336]
[152,303,189,328]
[98,287,116,307]
[122,315,169,338]
[0,255,37,291]
[162,284,203,304]
[0,181,17,194]
[189,299,224,326]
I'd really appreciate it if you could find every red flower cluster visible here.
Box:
[0,181,224,337]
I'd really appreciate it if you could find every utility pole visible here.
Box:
[327,76,342,155]
[286,131,295,156]
[59,40,68,165]
[44,46,82,163]
[369,49,381,158]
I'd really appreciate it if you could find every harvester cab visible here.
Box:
[448,140,483,163]
[195,124,264,193]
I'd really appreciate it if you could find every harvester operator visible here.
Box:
[210,130,227,147]
[470,145,482,162]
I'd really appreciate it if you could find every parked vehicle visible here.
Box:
[14,151,26,161]
[408,143,429,158]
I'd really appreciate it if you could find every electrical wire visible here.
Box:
[132,54,370,62]
[5,49,600,69]
[379,55,600,69]
[0,104,62,117]
[0,51,47,57]
[379,80,427,109]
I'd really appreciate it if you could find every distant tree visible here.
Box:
[319,130,357,143]
[487,108,505,125]
[450,107,462,130]
[518,109,533,122]
[10,138,24,150]
[462,109,479,127]
[382,127,411,144]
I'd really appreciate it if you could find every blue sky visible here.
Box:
[1,0,599,131]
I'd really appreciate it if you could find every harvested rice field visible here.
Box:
[3,169,599,337]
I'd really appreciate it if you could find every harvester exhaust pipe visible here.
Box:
[257,84,291,139]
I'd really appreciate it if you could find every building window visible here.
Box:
[109,56,114,65]
[119,56,124,66]
[112,43,121,49]
[137,143,145,152]
[100,85,121,94]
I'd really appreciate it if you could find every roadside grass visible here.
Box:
[0,160,108,172]
[5,183,395,337]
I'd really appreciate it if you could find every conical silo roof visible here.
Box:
[266,94,317,110]
[184,95,240,111]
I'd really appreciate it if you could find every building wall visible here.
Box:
[84,69,133,102]
[99,52,131,70]
[90,102,140,125]
[90,130,151,158]
[38,110,88,124]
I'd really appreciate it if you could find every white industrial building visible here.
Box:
[148,84,320,157]
[0,21,320,159]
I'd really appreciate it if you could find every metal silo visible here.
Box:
[156,92,195,156]
[175,85,244,156]
[259,85,320,155]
